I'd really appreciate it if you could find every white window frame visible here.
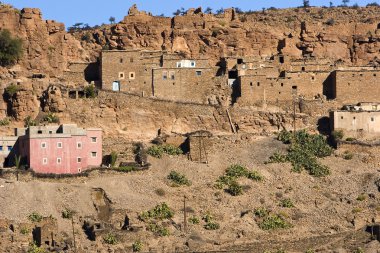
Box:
[118,72,125,79]
[77,157,82,163]
[77,142,82,149]
[41,142,47,148]
[91,137,97,143]
[129,72,135,80]
[91,152,97,158]
[176,62,182,68]
[78,168,82,173]
[162,71,168,80]
[57,142,63,148]
[57,158,62,164]
[42,158,48,164]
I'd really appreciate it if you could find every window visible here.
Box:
[78,168,82,173]
[57,142,62,148]
[130,58,134,63]
[7,146,12,151]
[237,59,243,64]
[120,58,123,63]
[341,116,344,119]
[279,56,284,64]
[162,71,168,80]
[129,72,135,80]
[77,142,82,149]
[170,71,175,80]
[196,71,202,76]
[38,130,42,134]
[191,61,196,67]
[41,142,46,148]
[176,62,182,68]
[353,117,356,120]
[257,82,260,87]
[281,83,284,87]
[371,117,375,122]
[250,82,253,86]
[0,146,3,151]
[91,152,97,158]
[301,67,305,71]
[57,158,62,164]
[43,158,48,165]
[49,131,53,134]
[91,137,97,143]
[77,157,82,163]
[118,72,125,79]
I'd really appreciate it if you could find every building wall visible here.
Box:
[152,68,214,103]
[334,70,380,103]
[101,50,161,96]
[18,127,102,174]
[330,110,380,135]
[0,137,18,167]
[238,71,331,105]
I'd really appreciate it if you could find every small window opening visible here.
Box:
[130,58,133,63]
[301,67,305,71]
[257,82,260,87]
[196,71,202,76]
[38,130,42,134]
[237,59,243,64]
[120,58,123,63]
[279,56,284,64]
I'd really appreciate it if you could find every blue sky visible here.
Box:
[7,0,378,27]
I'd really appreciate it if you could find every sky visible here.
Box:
[6,0,379,27]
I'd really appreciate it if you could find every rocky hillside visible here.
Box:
[75,4,380,66]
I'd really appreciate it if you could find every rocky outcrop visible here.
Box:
[5,83,40,120]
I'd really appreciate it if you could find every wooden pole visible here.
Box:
[183,195,187,234]
[71,216,77,252]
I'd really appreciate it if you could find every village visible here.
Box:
[0,3,380,253]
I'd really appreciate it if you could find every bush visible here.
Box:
[0,29,22,66]
[110,151,118,167]
[0,118,10,126]
[277,130,293,144]
[134,142,148,166]
[167,171,191,186]
[114,166,136,172]
[189,216,200,224]
[345,137,356,142]
[342,151,353,160]
[103,233,118,244]
[227,180,243,196]
[270,130,332,177]
[254,207,269,218]
[5,84,19,97]
[20,227,30,234]
[43,112,59,123]
[27,242,46,253]
[258,214,291,230]
[155,188,166,196]
[62,208,74,219]
[204,221,220,230]
[280,199,294,208]
[331,130,344,141]
[139,203,174,221]
[148,223,170,236]
[28,212,43,222]
[24,116,37,127]
[84,84,96,98]
[132,240,143,252]
[325,18,335,26]
[357,194,366,201]
[147,144,182,158]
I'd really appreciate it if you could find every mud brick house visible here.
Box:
[0,124,102,174]
[330,102,380,137]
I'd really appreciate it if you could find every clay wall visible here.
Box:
[334,70,380,103]
[152,67,214,103]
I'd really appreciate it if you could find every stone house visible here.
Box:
[330,102,380,137]
[33,217,58,247]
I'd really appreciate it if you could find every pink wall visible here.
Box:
[19,129,102,174]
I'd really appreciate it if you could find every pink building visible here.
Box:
[17,124,102,174]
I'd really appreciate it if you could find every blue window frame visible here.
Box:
[7,146,12,151]
[0,146,3,151]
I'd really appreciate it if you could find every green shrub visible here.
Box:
[254,207,269,218]
[132,240,143,252]
[155,188,166,196]
[167,171,191,186]
[114,166,136,172]
[280,199,294,208]
[61,208,74,219]
[27,242,46,253]
[20,227,30,234]
[147,144,182,158]
[148,223,170,236]
[267,152,288,163]
[331,130,344,142]
[110,151,118,167]
[0,118,10,126]
[225,164,248,178]
[0,29,23,66]
[258,214,291,230]
[277,130,293,144]
[103,233,118,244]
[139,203,174,221]
[227,180,243,196]
[43,112,59,123]
[353,248,364,253]
[188,216,200,224]
[342,151,353,160]
[246,170,264,181]
[84,84,96,98]
[204,221,220,230]
[345,137,356,142]
[202,213,213,223]
[28,212,43,222]
[270,130,332,177]
[305,249,315,253]
[5,84,19,97]
[356,194,366,201]
[24,116,37,127]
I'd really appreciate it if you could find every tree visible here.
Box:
[342,0,350,6]
[205,7,212,14]
[234,7,244,14]
[303,0,310,7]
[329,1,334,7]
[173,7,185,16]
[109,16,115,24]
[216,7,224,14]
[0,29,22,66]
[366,2,379,6]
